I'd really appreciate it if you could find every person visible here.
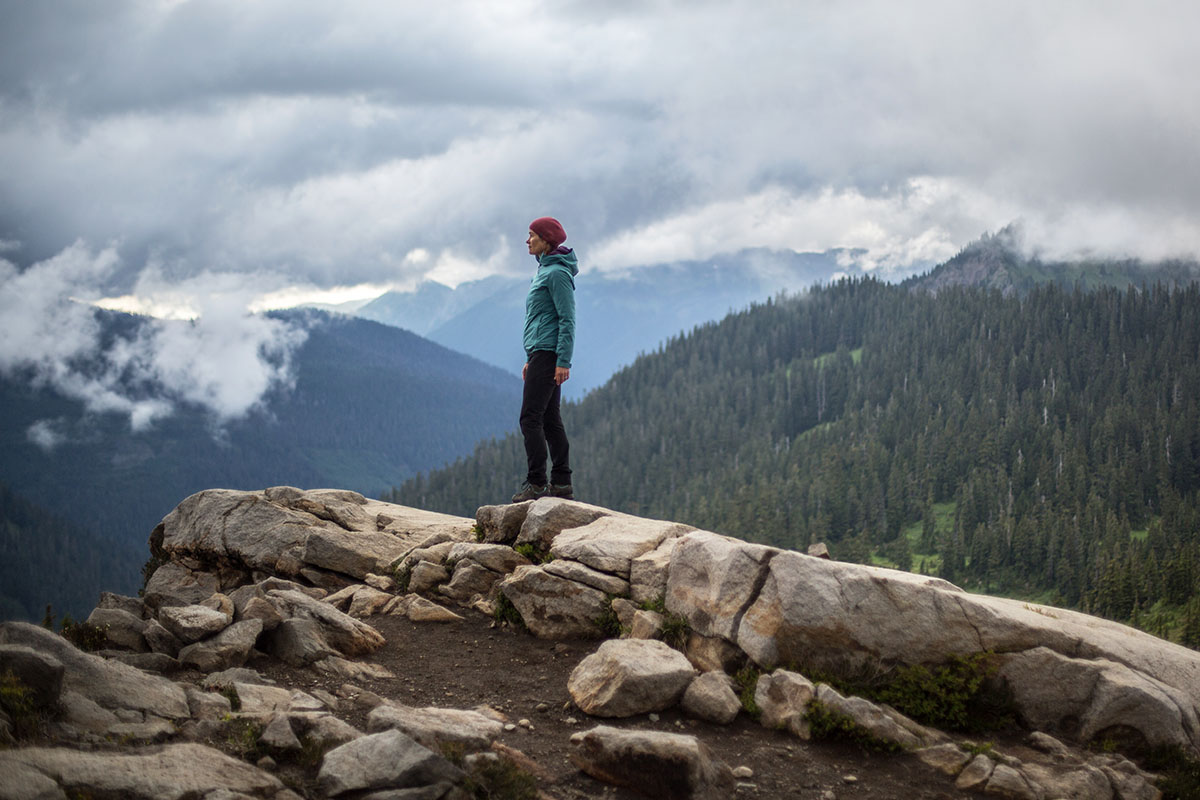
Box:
[512,216,577,503]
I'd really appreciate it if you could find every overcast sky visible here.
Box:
[3,0,1199,429]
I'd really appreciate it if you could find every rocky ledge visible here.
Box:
[1,486,1195,799]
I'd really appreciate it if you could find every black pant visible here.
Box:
[520,350,571,486]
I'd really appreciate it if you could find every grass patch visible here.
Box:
[638,595,667,614]
[0,669,44,740]
[513,543,552,564]
[442,743,539,800]
[468,757,540,800]
[593,597,622,639]
[215,684,241,712]
[392,562,413,594]
[223,718,264,762]
[659,611,691,650]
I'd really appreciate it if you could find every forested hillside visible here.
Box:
[391,278,1200,646]
[0,482,141,622]
[1,309,521,620]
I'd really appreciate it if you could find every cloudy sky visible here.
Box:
[2,0,1199,428]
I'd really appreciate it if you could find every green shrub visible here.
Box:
[493,593,526,630]
[638,595,667,614]
[223,718,263,761]
[58,614,108,652]
[0,670,39,740]
[804,699,902,752]
[732,665,761,718]
[513,543,551,564]
[871,652,1010,732]
[393,562,413,594]
[1146,745,1200,800]
[468,756,539,800]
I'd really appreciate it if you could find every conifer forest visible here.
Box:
[391,278,1200,648]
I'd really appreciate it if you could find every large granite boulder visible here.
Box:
[0,743,295,800]
[551,515,692,580]
[149,487,475,585]
[569,725,735,800]
[666,529,1200,753]
[498,565,611,639]
[568,639,696,717]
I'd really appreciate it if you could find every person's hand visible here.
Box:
[554,366,570,385]
[522,362,528,381]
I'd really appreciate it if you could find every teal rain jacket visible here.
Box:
[523,248,578,368]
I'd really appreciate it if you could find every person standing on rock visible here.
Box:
[512,216,577,503]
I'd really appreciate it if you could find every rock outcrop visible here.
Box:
[0,487,1189,800]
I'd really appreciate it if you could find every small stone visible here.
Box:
[518,719,531,728]
[733,766,754,779]
[257,755,277,770]
[536,702,550,713]
[565,717,578,725]
[736,782,758,792]
[504,723,517,732]
[842,774,858,783]
[649,713,660,722]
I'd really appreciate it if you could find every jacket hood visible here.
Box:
[537,247,578,276]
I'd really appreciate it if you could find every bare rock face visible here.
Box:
[475,501,532,544]
[150,487,474,588]
[0,622,189,720]
[569,725,736,800]
[158,604,232,643]
[544,559,631,596]
[366,701,504,750]
[317,728,463,798]
[177,619,264,673]
[551,515,693,580]
[0,742,293,800]
[754,669,815,738]
[568,639,696,718]
[514,497,613,550]
[143,562,221,611]
[446,542,531,574]
[666,529,1200,754]
[265,589,385,657]
[407,560,451,595]
[84,607,149,653]
[630,537,679,604]
[997,645,1200,751]
[498,565,610,639]
[680,671,741,724]
[438,561,503,605]
[263,618,339,666]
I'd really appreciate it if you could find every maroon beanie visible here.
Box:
[529,217,567,249]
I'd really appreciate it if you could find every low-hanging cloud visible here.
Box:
[0,243,308,444]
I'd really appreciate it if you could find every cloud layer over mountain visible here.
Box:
[2,1,1197,427]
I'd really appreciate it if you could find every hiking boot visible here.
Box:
[511,482,549,503]
[549,484,575,500]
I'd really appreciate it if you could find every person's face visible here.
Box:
[527,230,550,256]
